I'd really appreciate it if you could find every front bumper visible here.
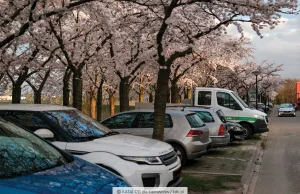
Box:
[278,111,296,116]
[184,138,212,160]
[253,118,269,134]
[210,133,230,148]
[118,156,182,187]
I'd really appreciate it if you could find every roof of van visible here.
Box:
[195,87,234,93]
[0,104,76,111]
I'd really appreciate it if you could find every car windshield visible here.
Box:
[43,110,112,142]
[0,120,70,178]
[280,104,293,108]
[232,92,249,108]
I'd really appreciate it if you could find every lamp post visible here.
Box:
[252,69,261,110]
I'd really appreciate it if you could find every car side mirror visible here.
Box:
[34,129,54,139]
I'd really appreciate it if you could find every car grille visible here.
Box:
[159,151,177,166]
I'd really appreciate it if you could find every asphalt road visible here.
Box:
[255,108,300,194]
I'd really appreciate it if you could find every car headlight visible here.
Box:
[120,156,162,165]
[254,114,264,120]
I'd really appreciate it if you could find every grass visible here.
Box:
[181,173,242,192]
[261,141,266,150]
[251,134,262,140]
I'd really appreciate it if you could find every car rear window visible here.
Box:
[195,111,214,123]
[186,113,205,128]
[216,110,227,123]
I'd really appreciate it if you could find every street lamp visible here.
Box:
[252,69,261,110]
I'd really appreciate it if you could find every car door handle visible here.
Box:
[125,132,131,134]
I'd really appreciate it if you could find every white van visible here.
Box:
[193,87,269,139]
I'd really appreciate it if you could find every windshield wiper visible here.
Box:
[102,131,119,137]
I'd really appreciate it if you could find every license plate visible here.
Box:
[173,167,181,179]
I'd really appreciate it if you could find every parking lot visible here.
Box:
[181,136,264,193]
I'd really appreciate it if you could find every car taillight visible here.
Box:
[218,124,225,136]
[186,130,203,137]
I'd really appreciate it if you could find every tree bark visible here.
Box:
[90,89,96,119]
[63,68,72,106]
[72,71,83,111]
[171,84,180,103]
[109,94,115,116]
[187,88,193,99]
[153,68,170,140]
[119,78,130,112]
[96,80,104,121]
[139,85,145,102]
[12,84,22,104]
[34,91,42,104]
[149,93,154,103]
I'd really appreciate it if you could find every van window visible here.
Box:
[198,91,212,105]
[217,92,241,110]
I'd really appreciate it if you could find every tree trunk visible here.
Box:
[139,86,145,102]
[149,93,154,103]
[90,89,96,119]
[34,91,42,104]
[171,84,180,103]
[187,88,193,99]
[63,69,72,106]
[12,84,22,104]
[96,81,103,121]
[72,71,83,111]
[119,78,130,112]
[109,94,115,116]
[153,68,170,141]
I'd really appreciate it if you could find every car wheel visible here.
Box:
[240,123,253,140]
[171,144,187,166]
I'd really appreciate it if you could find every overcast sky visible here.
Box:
[228,14,300,79]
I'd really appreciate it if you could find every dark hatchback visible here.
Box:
[0,119,129,194]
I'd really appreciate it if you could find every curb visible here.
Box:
[241,140,262,194]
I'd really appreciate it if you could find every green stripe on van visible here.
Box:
[225,116,257,122]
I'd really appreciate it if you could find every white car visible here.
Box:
[0,105,182,187]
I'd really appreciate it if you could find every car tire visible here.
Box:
[240,123,253,140]
[171,144,187,166]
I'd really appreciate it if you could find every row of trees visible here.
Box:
[0,0,296,140]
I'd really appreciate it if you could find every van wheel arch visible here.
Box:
[239,122,253,139]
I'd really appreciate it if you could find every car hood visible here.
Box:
[0,157,128,194]
[251,108,267,116]
[68,134,174,157]
[279,108,294,111]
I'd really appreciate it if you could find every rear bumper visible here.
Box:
[210,133,230,148]
[253,119,269,134]
[185,139,212,160]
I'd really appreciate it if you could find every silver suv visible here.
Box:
[101,109,212,165]
[168,107,230,148]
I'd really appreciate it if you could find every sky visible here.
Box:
[227,14,300,79]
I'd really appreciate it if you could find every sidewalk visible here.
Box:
[181,137,263,194]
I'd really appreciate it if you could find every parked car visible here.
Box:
[249,102,268,113]
[167,107,230,148]
[0,105,181,187]
[0,118,129,193]
[278,103,296,117]
[101,109,212,166]
[225,121,245,141]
